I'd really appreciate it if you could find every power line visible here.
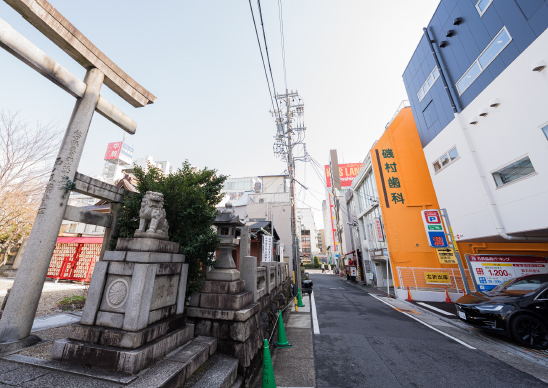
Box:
[277,0,288,90]
[256,0,281,114]
[297,198,321,212]
[247,0,277,116]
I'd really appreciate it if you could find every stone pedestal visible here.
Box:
[52,236,191,374]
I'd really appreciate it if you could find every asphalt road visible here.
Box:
[311,272,548,388]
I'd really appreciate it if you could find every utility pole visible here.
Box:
[272,90,305,292]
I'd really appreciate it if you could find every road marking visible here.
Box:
[310,292,320,335]
[368,293,476,350]
[393,307,420,314]
[417,302,456,316]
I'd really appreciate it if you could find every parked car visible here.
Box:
[455,274,548,350]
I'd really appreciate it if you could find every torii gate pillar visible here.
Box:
[0,68,104,342]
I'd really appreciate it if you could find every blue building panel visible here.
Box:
[514,0,545,19]
[487,55,506,80]
[528,4,548,36]
[402,0,548,148]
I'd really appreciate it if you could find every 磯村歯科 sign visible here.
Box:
[421,210,448,248]
[424,272,451,284]
[467,255,548,292]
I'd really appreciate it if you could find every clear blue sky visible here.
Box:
[0,0,440,228]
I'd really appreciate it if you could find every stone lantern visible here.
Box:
[207,202,244,281]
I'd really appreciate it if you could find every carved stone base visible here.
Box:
[134,231,168,241]
[116,238,179,253]
[68,315,185,349]
[206,268,240,281]
[51,324,194,375]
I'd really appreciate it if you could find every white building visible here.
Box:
[403,0,548,245]
[296,207,319,257]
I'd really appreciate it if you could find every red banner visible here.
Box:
[325,163,363,187]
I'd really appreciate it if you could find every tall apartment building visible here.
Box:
[402,0,548,257]
[296,207,318,256]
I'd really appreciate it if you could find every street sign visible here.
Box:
[424,272,452,284]
[421,210,448,248]
[436,249,457,264]
[467,255,548,292]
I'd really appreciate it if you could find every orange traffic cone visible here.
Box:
[406,286,414,302]
[444,288,452,303]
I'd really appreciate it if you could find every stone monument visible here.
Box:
[187,203,261,374]
[206,202,244,282]
[51,192,193,374]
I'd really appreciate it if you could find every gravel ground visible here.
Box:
[0,279,87,317]
[0,279,87,360]
[17,326,77,360]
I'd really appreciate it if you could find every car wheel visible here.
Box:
[511,314,548,350]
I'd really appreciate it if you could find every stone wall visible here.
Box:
[186,260,291,384]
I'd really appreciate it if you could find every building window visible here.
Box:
[417,67,440,102]
[492,156,536,187]
[433,147,459,172]
[542,125,548,140]
[456,27,512,95]
[475,0,493,16]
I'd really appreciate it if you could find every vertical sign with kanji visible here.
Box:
[421,210,448,248]
[380,148,405,206]
[375,218,384,242]
[262,235,273,262]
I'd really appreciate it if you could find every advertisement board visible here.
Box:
[104,142,134,165]
[120,143,134,165]
[468,255,548,292]
[325,163,363,188]
[421,210,448,248]
[262,235,273,262]
[104,141,123,161]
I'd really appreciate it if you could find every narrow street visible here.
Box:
[310,272,548,388]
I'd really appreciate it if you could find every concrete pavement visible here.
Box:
[311,272,548,388]
[271,301,315,388]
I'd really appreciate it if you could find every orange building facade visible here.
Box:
[370,107,474,301]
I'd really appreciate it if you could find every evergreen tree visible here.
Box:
[115,161,227,293]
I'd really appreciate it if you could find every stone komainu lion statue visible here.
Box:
[137,191,169,236]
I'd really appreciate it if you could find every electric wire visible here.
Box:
[256,0,281,114]
[247,0,277,117]
[277,0,288,91]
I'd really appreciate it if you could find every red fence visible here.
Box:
[47,237,103,283]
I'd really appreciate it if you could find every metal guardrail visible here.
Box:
[385,100,411,129]
[396,266,475,293]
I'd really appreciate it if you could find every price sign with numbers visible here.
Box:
[421,210,448,248]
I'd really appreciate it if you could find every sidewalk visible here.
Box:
[271,297,315,388]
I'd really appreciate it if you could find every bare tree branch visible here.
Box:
[0,110,62,265]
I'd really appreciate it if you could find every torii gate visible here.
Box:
[0,0,156,345]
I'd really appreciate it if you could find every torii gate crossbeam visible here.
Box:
[0,0,156,345]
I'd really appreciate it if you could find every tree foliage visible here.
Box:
[313,255,320,268]
[0,110,60,265]
[115,162,227,293]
